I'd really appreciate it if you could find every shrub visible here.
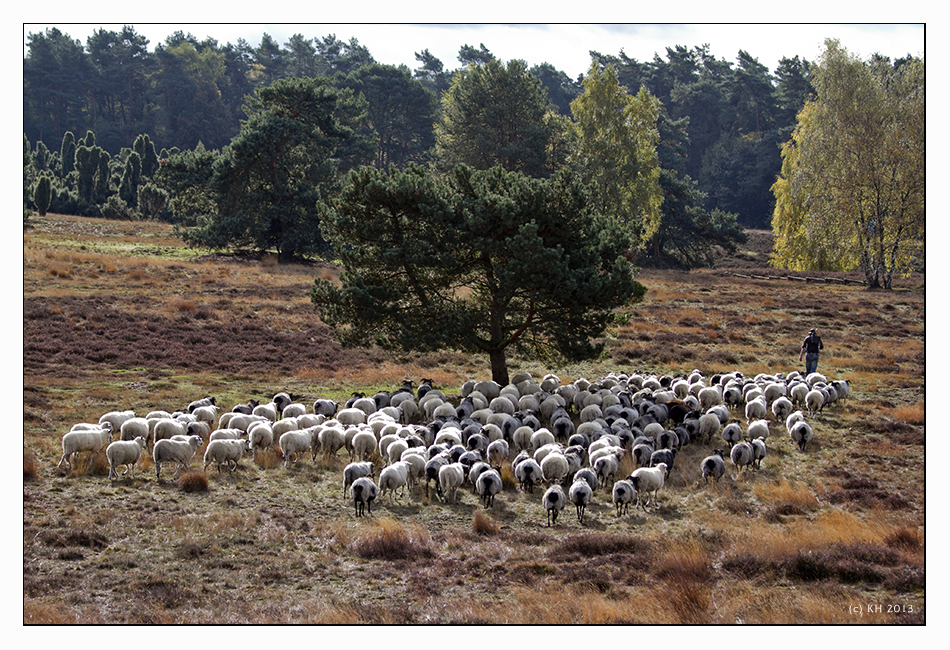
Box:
[348,518,434,560]
[100,195,137,221]
[24,450,39,482]
[472,510,500,536]
[178,471,209,493]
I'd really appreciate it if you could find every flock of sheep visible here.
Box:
[57,369,849,526]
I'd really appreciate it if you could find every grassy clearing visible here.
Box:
[23,215,925,624]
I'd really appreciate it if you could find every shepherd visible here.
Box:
[799,328,824,375]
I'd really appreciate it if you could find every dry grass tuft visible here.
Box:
[472,510,500,535]
[177,471,209,492]
[753,477,820,514]
[24,450,39,482]
[884,525,922,551]
[348,517,434,560]
[891,400,924,425]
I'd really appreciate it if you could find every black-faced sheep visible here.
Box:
[569,478,593,524]
[343,461,375,497]
[543,483,567,526]
[351,476,377,516]
[790,421,814,452]
[475,468,503,508]
[730,441,755,473]
[612,479,636,516]
[700,449,726,484]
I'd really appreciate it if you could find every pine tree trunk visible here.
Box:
[489,348,509,387]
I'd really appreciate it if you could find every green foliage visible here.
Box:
[33,174,52,216]
[340,63,438,169]
[155,144,219,225]
[100,195,136,221]
[95,151,112,203]
[434,58,554,177]
[133,134,160,177]
[60,132,76,176]
[119,152,142,208]
[569,62,663,252]
[771,40,924,288]
[74,144,102,209]
[312,164,645,384]
[175,76,372,260]
[138,183,169,220]
[642,169,747,268]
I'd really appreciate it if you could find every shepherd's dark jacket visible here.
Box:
[802,334,823,354]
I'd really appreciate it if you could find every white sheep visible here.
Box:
[58,422,114,471]
[98,410,136,433]
[400,450,427,491]
[569,478,593,524]
[747,419,771,441]
[612,479,636,516]
[486,438,509,467]
[540,452,570,484]
[316,425,346,461]
[279,429,314,468]
[191,405,218,427]
[785,410,805,431]
[542,483,567,526]
[203,438,250,472]
[700,450,726,484]
[351,476,378,516]
[629,463,667,510]
[153,435,203,479]
[698,386,722,410]
[119,417,150,442]
[350,396,377,417]
[282,403,307,419]
[106,436,146,480]
[252,402,279,422]
[248,422,275,461]
[805,389,825,416]
[438,462,466,504]
[745,395,768,422]
[188,396,216,412]
[790,421,814,452]
[512,426,535,454]
[336,407,367,427]
[475,468,503,508]
[210,428,245,441]
[351,430,378,462]
[698,412,721,444]
[386,438,409,466]
[378,460,411,504]
[153,418,188,444]
[530,428,556,453]
[592,452,621,487]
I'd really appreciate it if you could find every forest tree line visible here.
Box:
[24,25,838,229]
[24,27,922,279]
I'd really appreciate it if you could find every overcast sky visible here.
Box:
[24,22,924,79]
